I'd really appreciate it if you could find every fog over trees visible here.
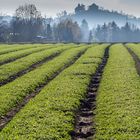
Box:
[0,3,140,43]
[11,4,43,42]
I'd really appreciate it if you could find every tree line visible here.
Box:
[95,22,140,42]
[0,4,140,43]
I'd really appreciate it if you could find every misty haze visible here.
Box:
[0,1,140,140]
[0,1,140,42]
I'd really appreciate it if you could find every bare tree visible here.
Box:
[11,4,43,42]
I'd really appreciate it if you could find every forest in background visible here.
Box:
[0,3,140,43]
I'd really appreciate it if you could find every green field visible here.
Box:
[0,43,140,139]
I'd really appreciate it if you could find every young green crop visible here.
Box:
[127,43,140,58]
[0,45,13,50]
[0,44,108,139]
[94,44,140,139]
[0,45,75,83]
[0,44,45,55]
[0,44,27,50]
[0,44,57,65]
[0,45,88,118]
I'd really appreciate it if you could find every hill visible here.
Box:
[67,3,140,28]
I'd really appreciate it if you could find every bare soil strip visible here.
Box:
[125,45,140,76]
[71,46,110,140]
[0,49,87,131]
[0,53,60,87]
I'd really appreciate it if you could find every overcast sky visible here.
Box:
[0,0,140,17]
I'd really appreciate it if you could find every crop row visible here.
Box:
[0,44,22,50]
[0,44,108,139]
[0,45,76,84]
[0,45,12,50]
[94,44,140,139]
[0,45,88,119]
[0,44,58,65]
[0,44,46,55]
[127,43,140,58]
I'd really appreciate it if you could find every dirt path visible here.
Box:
[0,49,87,131]
[125,44,140,76]
[71,46,110,140]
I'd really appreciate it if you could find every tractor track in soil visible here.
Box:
[71,46,110,140]
[125,44,140,76]
[0,49,87,131]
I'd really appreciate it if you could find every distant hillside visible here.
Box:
[68,3,140,28]
[1,3,140,29]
